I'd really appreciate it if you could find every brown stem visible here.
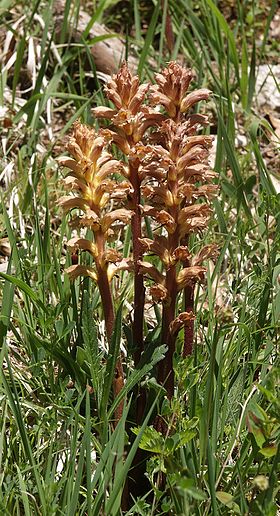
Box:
[159,275,176,398]
[183,284,194,357]
[95,231,115,337]
[129,162,147,430]
[181,238,195,357]
[129,163,145,365]
[95,231,124,422]
[154,258,177,436]
[158,227,178,399]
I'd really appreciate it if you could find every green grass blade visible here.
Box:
[205,0,240,81]
[0,272,47,313]
[2,357,46,511]
[100,302,123,425]
[138,0,160,78]
[217,110,251,217]
[12,35,26,106]
[16,465,32,516]
[105,395,159,515]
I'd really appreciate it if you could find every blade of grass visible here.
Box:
[16,465,32,516]
[138,0,160,79]
[2,357,46,511]
[204,0,240,82]
[12,35,26,106]
[100,302,123,430]
[133,0,142,43]
[217,110,251,217]
[105,394,159,515]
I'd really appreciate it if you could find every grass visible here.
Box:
[0,0,280,514]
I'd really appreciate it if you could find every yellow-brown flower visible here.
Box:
[150,61,211,118]
[58,121,132,285]
[93,62,164,150]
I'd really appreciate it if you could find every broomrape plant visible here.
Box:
[59,62,218,427]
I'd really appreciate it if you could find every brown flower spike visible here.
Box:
[138,63,218,397]
[93,63,165,368]
[59,61,218,425]
[58,121,134,421]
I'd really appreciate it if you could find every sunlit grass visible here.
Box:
[0,0,279,514]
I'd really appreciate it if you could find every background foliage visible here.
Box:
[0,0,279,514]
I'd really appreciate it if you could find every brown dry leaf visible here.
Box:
[269,9,280,41]
[268,113,280,141]
[169,311,196,336]
[0,238,11,257]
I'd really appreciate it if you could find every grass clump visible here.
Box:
[0,0,279,514]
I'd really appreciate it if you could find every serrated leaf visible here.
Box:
[82,290,102,408]
[82,290,99,357]
[131,426,165,454]
[100,302,123,421]
[107,344,167,419]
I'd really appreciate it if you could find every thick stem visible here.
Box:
[183,284,194,357]
[181,238,195,357]
[159,271,177,398]
[129,163,147,429]
[158,227,178,399]
[129,163,145,365]
[95,231,124,422]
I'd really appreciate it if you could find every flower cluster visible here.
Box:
[133,64,218,393]
[58,61,218,419]
[58,122,133,292]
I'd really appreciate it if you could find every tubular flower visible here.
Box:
[136,62,218,398]
[92,61,163,367]
[59,61,218,424]
[93,62,164,148]
[58,121,130,423]
[150,61,211,118]
[58,121,132,284]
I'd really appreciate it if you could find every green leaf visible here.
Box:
[259,446,277,458]
[0,272,47,313]
[216,491,241,513]
[3,357,46,508]
[82,290,103,409]
[217,111,251,217]
[105,395,159,515]
[108,344,167,419]
[76,346,87,366]
[0,258,14,349]
[12,36,26,106]
[205,0,240,81]
[137,0,160,78]
[132,426,165,454]
[175,477,207,501]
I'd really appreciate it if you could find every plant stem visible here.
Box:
[129,162,145,365]
[95,230,124,421]
[158,228,178,399]
[182,241,194,357]
[183,284,194,356]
